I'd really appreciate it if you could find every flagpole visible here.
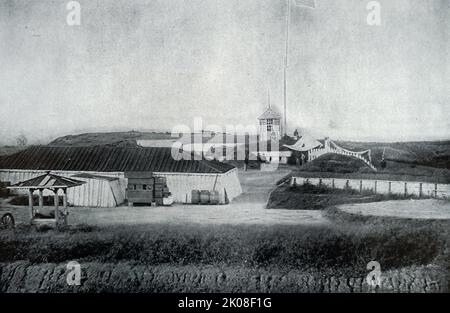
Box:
[283,0,290,137]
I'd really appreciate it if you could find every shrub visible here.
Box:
[0,223,447,274]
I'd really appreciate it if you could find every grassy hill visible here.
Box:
[3,131,449,174]
[295,153,450,183]
[0,146,28,157]
[336,140,450,169]
[48,131,177,147]
[298,153,371,174]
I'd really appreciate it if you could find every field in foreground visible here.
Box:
[0,214,449,292]
[338,199,450,220]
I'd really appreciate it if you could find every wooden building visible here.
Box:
[258,107,282,142]
[0,146,242,207]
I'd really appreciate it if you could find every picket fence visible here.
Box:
[290,176,450,200]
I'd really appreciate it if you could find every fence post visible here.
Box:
[374,181,377,194]
[435,184,438,198]
[346,180,349,189]
[404,182,408,197]
[419,183,423,198]
[359,180,363,193]
[388,182,392,194]
[319,178,322,186]
[332,179,335,189]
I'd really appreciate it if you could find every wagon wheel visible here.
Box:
[1,213,15,229]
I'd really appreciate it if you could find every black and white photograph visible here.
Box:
[0,0,449,305]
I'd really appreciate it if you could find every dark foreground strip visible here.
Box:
[0,293,448,312]
[0,262,447,293]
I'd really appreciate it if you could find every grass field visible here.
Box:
[336,199,450,220]
[291,152,450,183]
[267,182,423,210]
[0,215,448,292]
[0,218,447,273]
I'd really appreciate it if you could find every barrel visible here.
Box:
[200,190,210,205]
[209,190,220,205]
[191,190,200,204]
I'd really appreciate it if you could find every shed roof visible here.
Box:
[8,172,85,189]
[0,146,235,174]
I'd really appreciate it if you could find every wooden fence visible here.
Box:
[290,176,450,200]
[308,146,377,171]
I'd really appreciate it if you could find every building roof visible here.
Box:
[8,172,85,189]
[257,108,282,120]
[283,134,323,152]
[71,173,119,181]
[0,146,236,174]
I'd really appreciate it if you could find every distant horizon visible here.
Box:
[1,126,449,147]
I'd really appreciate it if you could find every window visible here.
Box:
[266,119,274,131]
[143,184,147,190]
[133,185,137,190]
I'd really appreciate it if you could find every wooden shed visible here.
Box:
[0,146,242,207]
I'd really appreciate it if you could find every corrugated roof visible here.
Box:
[71,173,119,181]
[8,172,85,189]
[0,146,236,174]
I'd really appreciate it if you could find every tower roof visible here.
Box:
[258,107,282,120]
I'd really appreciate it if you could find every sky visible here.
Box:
[0,0,449,144]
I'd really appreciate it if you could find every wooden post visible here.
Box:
[54,188,59,225]
[434,184,438,198]
[419,183,423,198]
[38,189,43,212]
[62,188,68,226]
[332,179,335,189]
[28,189,34,222]
[346,180,349,189]
[404,182,408,197]
[388,182,392,194]
[319,178,322,186]
[374,181,377,194]
[359,180,363,193]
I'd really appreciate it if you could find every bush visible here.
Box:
[0,223,447,274]
[0,182,10,198]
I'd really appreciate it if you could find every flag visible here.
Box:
[294,0,315,8]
